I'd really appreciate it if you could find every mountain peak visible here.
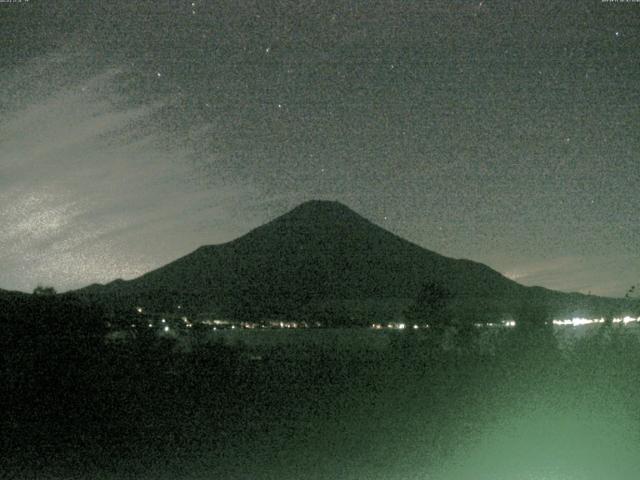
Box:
[238,200,373,247]
[278,200,366,224]
[289,200,354,214]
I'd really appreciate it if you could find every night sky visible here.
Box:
[1,0,638,296]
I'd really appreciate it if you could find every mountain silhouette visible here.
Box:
[76,200,629,325]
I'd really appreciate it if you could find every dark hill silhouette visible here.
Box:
[0,288,28,298]
[75,200,631,324]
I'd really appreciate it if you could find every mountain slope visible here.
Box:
[76,201,629,324]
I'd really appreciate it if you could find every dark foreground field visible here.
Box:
[3,325,640,480]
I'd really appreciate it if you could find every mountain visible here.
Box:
[75,200,631,325]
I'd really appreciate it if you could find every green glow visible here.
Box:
[427,397,640,479]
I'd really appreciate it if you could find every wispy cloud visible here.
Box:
[0,53,251,292]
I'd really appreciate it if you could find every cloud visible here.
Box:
[0,53,251,292]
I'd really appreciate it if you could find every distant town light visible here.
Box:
[164,326,170,332]
[136,307,143,314]
[571,317,591,327]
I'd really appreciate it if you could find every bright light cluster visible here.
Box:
[553,316,640,327]
[553,317,602,326]
[368,316,640,330]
